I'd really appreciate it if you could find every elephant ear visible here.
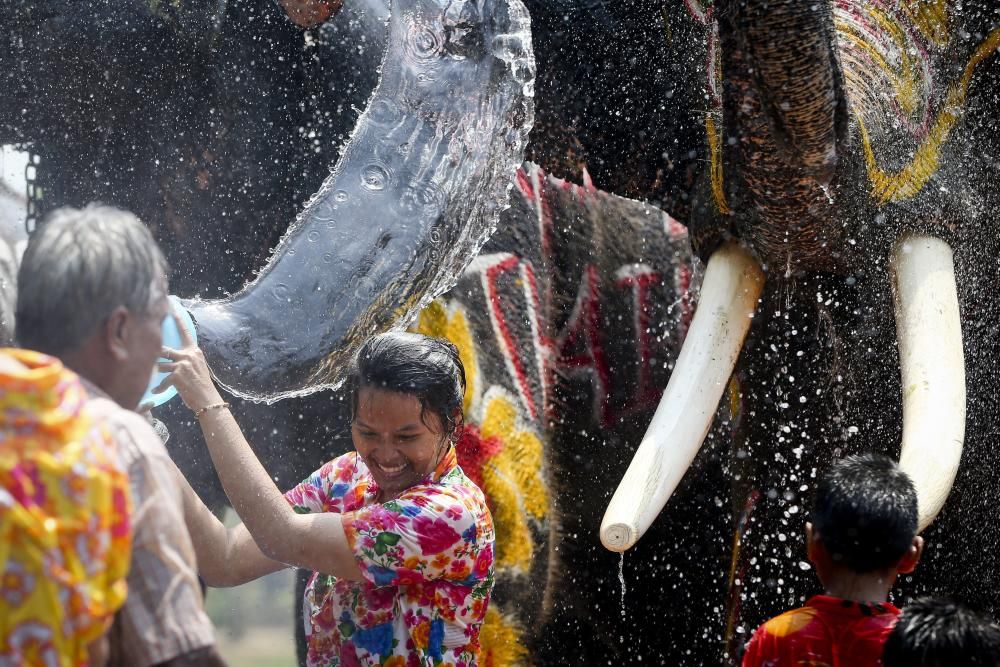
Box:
[524,0,709,225]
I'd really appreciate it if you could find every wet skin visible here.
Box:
[352,387,451,501]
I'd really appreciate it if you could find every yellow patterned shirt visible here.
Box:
[0,348,131,666]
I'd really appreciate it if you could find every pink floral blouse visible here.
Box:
[284,446,495,667]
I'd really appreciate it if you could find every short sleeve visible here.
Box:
[284,453,357,515]
[342,488,492,589]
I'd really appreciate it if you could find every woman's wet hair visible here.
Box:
[346,332,466,437]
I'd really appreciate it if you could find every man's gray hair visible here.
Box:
[16,204,169,355]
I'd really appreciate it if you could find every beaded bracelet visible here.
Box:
[195,402,230,419]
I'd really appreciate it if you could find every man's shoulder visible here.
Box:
[85,397,167,459]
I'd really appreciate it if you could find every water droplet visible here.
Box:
[618,553,627,620]
[361,164,391,191]
[334,190,350,202]
[410,25,441,59]
[271,283,290,302]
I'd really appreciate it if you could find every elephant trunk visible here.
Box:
[719,0,849,272]
[891,235,965,531]
[600,243,764,552]
[184,0,535,401]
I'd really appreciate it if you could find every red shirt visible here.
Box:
[742,595,901,667]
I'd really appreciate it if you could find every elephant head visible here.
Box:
[599,0,1000,652]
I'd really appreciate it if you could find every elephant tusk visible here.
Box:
[891,235,965,532]
[183,0,535,401]
[600,242,764,552]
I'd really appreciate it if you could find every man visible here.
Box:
[15,204,225,667]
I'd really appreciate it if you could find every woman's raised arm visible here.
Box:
[157,315,363,581]
[169,457,286,587]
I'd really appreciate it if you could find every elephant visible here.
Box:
[4,0,1000,665]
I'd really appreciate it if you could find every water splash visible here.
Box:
[184,0,536,402]
[619,552,627,621]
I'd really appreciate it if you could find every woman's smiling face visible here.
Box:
[352,387,449,499]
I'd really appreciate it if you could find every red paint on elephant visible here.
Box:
[453,426,503,491]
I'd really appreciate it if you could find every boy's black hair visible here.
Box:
[346,332,466,437]
[811,453,917,573]
[883,597,1000,667]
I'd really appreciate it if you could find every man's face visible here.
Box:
[120,277,169,409]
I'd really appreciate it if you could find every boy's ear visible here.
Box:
[897,535,924,574]
[104,306,131,361]
[805,522,821,564]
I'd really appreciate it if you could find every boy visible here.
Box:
[883,597,1000,666]
[742,453,923,666]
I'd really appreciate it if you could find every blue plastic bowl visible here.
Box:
[140,295,198,408]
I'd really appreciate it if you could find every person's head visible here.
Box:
[883,597,1000,667]
[806,453,922,581]
[16,204,170,409]
[345,332,466,498]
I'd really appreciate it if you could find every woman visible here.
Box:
[161,330,495,667]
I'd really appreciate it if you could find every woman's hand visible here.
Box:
[155,312,225,413]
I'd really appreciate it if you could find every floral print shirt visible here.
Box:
[0,349,131,667]
[285,446,495,667]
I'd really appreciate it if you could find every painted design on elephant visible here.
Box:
[414,302,548,570]
[471,253,551,423]
[413,301,548,666]
[479,607,529,667]
[706,113,731,215]
[833,0,1000,203]
[686,0,729,216]
[858,26,1000,203]
[902,0,949,46]
[556,257,690,427]
[724,486,763,661]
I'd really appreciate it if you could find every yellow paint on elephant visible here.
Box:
[860,26,1000,204]
[480,397,547,520]
[836,9,923,119]
[706,114,731,215]
[903,0,950,46]
[480,395,549,570]
[480,607,529,667]
[415,301,478,415]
